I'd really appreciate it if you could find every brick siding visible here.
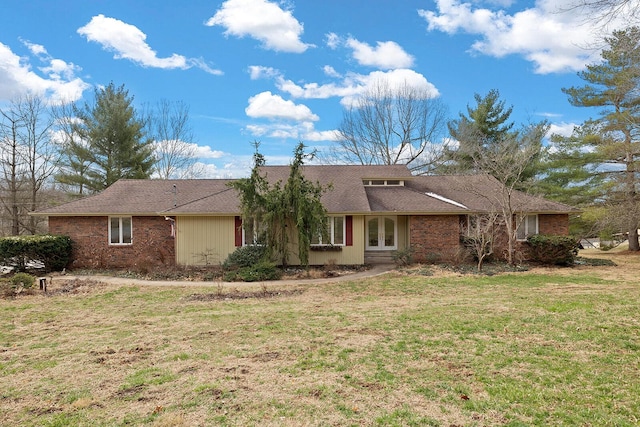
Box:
[409,215,462,263]
[538,214,569,235]
[48,216,175,269]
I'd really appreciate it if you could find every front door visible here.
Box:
[366,216,397,250]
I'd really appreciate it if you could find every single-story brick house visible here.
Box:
[33,165,577,269]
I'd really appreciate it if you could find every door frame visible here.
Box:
[366,215,397,250]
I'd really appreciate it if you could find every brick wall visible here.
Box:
[409,215,461,263]
[48,216,176,269]
[538,214,569,235]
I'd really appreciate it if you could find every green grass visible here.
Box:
[0,258,639,426]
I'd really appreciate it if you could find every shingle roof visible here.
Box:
[410,175,579,214]
[34,165,577,216]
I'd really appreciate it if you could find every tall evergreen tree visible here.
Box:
[56,83,155,194]
[441,89,514,174]
[545,26,640,250]
[231,142,327,267]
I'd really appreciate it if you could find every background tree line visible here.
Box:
[0,82,200,236]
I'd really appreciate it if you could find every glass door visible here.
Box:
[366,216,397,250]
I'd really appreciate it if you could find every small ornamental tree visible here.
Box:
[230,142,328,267]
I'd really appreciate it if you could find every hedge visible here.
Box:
[0,235,72,272]
[526,234,580,266]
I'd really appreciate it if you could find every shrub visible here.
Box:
[526,234,580,266]
[224,261,282,282]
[0,235,72,272]
[223,245,268,269]
[392,247,414,266]
[11,272,36,289]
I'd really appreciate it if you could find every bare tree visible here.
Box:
[145,100,202,179]
[16,95,57,233]
[0,95,56,235]
[462,212,501,271]
[325,80,449,174]
[0,107,24,235]
[456,122,547,265]
[566,0,639,26]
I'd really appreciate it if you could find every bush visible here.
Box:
[0,235,72,272]
[392,247,414,266]
[224,261,282,282]
[10,272,36,289]
[223,245,268,269]
[526,234,580,266]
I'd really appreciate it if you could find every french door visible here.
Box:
[366,216,397,250]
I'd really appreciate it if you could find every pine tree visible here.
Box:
[547,26,640,250]
[56,83,155,194]
[441,89,514,174]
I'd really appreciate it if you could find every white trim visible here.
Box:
[311,216,346,246]
[425,192,468,210]
[366,215,397,250]
[516,214,539,241]
[108,216,133,245]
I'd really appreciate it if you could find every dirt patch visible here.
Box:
[184,288,304,301]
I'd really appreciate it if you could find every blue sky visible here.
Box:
[0,0,634,177]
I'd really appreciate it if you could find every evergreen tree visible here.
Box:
[441,89,514,174]
[56,83,154,193]
[545,26,640,250]
[231,142,328,267]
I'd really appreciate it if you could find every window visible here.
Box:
[242,218,265,246]
[516,214,538,240]
[362,179,404,186]
[109,217,132,245]
[311,216,345,246]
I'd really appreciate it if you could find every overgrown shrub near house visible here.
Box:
[526,234,580,266]
[0,235,72,272]
[223,245,268,269]
[223,261,282,282]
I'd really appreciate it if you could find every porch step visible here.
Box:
[364,250,395,265]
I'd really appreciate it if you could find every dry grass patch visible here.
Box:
[1,251,639,426]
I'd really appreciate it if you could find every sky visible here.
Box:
[0,0,636,178]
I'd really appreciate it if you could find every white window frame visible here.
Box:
[242,218,265,246]
[516,214,538,241]
[109,216,132,245]
[312,216,346,246]
[362,179,404,186]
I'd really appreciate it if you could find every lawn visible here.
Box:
[1,250,639,426]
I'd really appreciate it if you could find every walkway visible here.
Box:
[58,264,397,288]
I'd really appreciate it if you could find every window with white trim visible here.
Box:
[311,216,345,246]
[109,217,132,245]
[242,218,265,246]
[362,179,404,186]
[516,214,538,240]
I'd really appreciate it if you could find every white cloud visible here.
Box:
[248,65,281,80]
[78,15,222,75]
[0,41,89,103]
[277,68,440,106]
[246,91,319,121]
[22,40,47,56]
[325,32,341,49]
[206,0,312,53]
[323,65,341,78]
[346,38,415,70]
[418,0,617,74]
[193,144,226,159]
[245,121,338,142]
[548,121,577,138]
